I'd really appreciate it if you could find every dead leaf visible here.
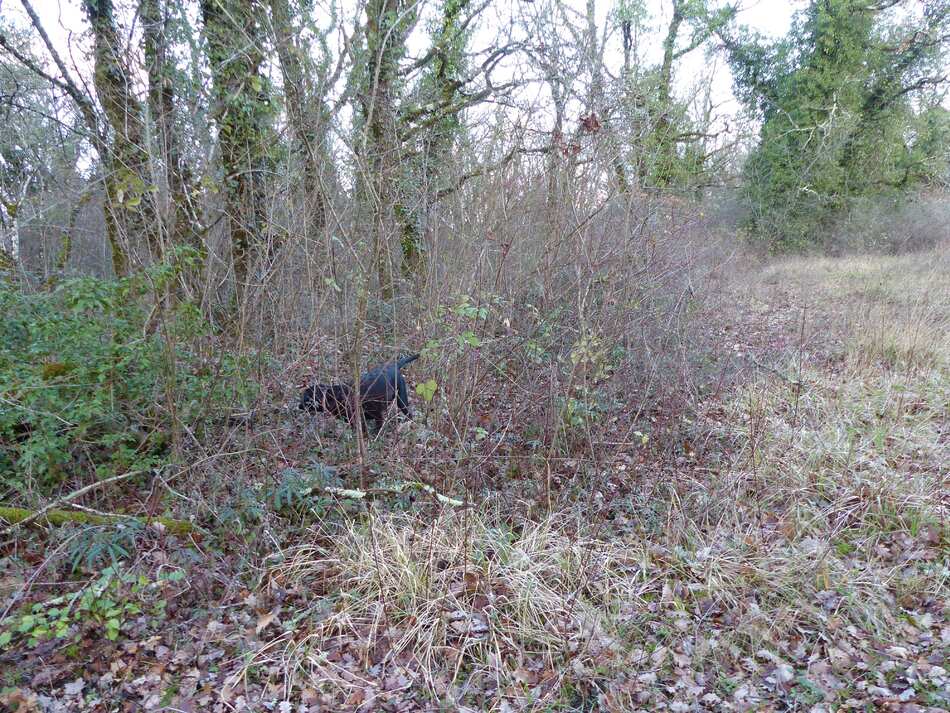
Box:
[256,610,279,635]
[345,688,365,706]
[651,646,668,667]
[774,663,795,683]
[827,646,852,670]
[0,689,41,713]
[30,666,69,688]
[513,667,539,685]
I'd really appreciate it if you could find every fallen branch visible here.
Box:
[1,469,146,535]
[0,506,194,536]
[303,481,465,508]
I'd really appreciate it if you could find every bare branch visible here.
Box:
[15,0,103,147]
[434,144,550,201]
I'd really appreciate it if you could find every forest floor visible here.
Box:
[2,247,948,712]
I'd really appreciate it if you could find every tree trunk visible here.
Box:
[401,0,472,278]
[358,0,415,302]
[200,0,274,303]
[83,0,160,273]
[652,0,685,187]
[269,0,330,240]
[141,0,202,272]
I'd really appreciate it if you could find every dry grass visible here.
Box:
[252,511,644,703]
[220,247,950,710]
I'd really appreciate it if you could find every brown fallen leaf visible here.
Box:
[826,645,852,670]
[256,609,280,635]
[0,689,41,713]
[513,667,539,685]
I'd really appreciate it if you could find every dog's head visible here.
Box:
[299,384,328,413]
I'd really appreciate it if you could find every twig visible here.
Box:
[0,530,82,624]
[793,304,807,428]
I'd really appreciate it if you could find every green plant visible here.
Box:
[68,522,143,572]
[414,378,438,403]
[271,462,342,518]
[0,256,255,490]
[434,295,489,351]
[558,385,614,433]
[0,566,159,650]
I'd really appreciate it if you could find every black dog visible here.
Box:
[299,354,420,431]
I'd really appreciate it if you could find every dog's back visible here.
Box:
[360,354,419,385]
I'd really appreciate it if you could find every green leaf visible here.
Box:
[415,379,438,403]
[458,331,481,348]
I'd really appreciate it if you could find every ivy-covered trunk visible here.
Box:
[141,0,202,274]
[269,0,331,242]
[83,0,161,274]
[358,0,416,302]
[200,0,275,303]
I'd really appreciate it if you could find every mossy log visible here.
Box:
[0,506,194,536]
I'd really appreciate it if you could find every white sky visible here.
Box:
[3,0,802,141]
[10,1,800,46]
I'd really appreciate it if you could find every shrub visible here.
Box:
[0,262,254,491]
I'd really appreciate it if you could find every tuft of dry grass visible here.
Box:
[242,509,650,708]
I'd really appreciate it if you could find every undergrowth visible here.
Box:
[0,257,255,494]
[2,247,947,711]
[232,247,949,710]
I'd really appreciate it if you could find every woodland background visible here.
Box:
[0,1,948,710]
